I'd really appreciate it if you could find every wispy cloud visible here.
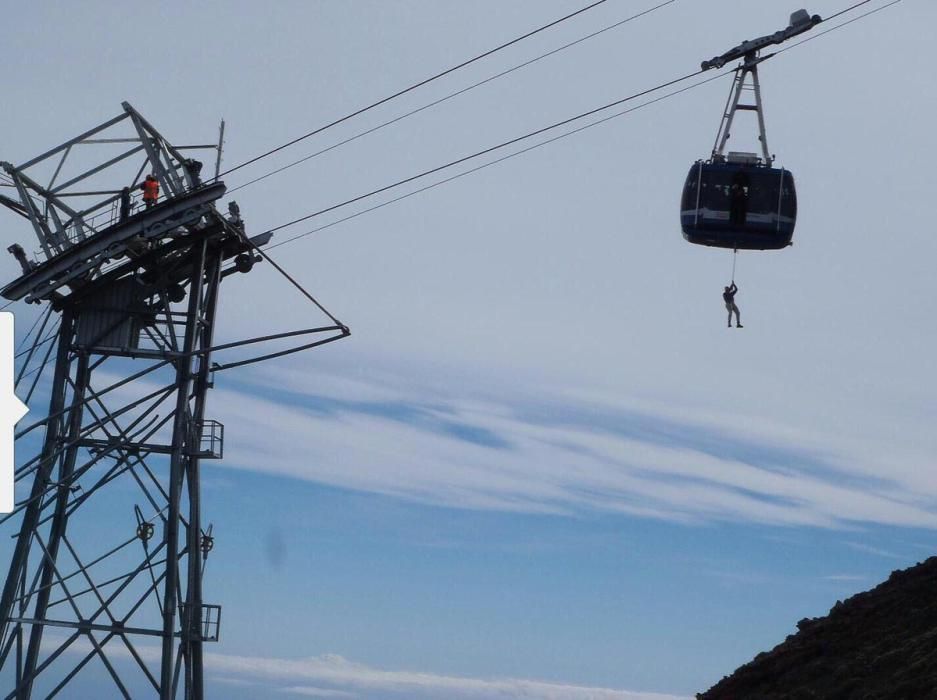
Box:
[822,574,869,581]
[281,687,357,698]
[198,361,937,530]
[206,652,689,700]
[54,638,687,700]
[700,568,773,585]
[80,359,937,530]
[843,541,905,559]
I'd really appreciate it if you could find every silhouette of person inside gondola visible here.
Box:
[729,171,749,226]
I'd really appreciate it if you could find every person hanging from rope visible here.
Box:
[723,282,742,328]
[140,174,159,209]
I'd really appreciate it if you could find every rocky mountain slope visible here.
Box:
[699,557,937,699]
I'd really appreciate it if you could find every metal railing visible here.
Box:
[192,420,224,460]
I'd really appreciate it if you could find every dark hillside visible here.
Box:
[698,557,937,700]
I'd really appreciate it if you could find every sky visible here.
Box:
[1,0,934,697]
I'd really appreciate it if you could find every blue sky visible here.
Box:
[2,1,935,697]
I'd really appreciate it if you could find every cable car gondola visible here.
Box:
[680,9,820,252]
[681,153,797,250]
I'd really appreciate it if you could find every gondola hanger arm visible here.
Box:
[701,9,822,71]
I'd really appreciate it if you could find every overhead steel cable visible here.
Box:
[823,0,877,22]
[264,67,706,236]
[218,0,612,179]
[260,0,901,245]
[776,0,902,54]
[227,0,679,195]
[267,69,731,251]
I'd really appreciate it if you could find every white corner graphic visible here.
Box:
[0,313,29,513]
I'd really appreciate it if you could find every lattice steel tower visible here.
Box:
[0,104,347,698]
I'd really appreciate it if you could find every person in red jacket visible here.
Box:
[140,174,159,208]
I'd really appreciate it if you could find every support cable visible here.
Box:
[227,0,679,195]
[23,331,57,405]
[242,238,347,330]
[15,306,51,353]
[219,0,612,178]
[14,324,58,361]
[211,332,347,372]
[11,535,140,606]
[777,0,902,54]
[14,316,56,389]
[268,70,729,250]
[4,398,175,525]
[824,0,876,22]
[263,67,707,237]
[263,0,901,249]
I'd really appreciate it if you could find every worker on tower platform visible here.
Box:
[119,187,132,221]
[183,158,203,187]
[141,174,159,208]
